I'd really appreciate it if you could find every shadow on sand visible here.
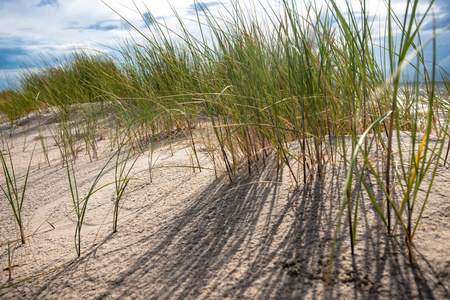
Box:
[17,153,448,299]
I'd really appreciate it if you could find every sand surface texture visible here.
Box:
[0,111,449,299]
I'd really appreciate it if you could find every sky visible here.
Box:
[0,0,449,90]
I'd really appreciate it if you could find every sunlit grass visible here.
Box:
[0,0,449,290]
[0,143,33,244]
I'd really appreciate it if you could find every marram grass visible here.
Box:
[0,0,449,290]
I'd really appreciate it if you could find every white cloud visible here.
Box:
[0,0,449,88]
[439,55,450,69]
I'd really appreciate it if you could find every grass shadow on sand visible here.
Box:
[5,154,448,299]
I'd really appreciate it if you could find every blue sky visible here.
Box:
[0,0,449,90]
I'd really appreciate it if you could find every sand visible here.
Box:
[0,109,449,299]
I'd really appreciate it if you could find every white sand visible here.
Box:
[0,111,449,299]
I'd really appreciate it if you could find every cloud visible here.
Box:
[438,55,450,70]
[87,23,118,31]
[422,13,450,31]
[419,0,450,31]
[66,20,122,32]
[143,12,155,26]
[37,0,59,8]
[0,0,19,10]
[0,68,24,89]
[0,0,449,90]
[0,47,29,69]
[0,37,41,70]
[191,1,222,12]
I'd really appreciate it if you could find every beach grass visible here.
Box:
[0,143,33,245]
[0,0,449,290]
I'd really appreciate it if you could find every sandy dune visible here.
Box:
[0,111,449,299]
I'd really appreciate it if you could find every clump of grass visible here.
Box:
[0,89,29,121]
[0,0,448,285]
[0,143,33,244]
[109,0,450,272]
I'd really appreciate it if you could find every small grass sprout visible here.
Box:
[65,143,116,257]
[0,143,34,244]
[113,141,138,233]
